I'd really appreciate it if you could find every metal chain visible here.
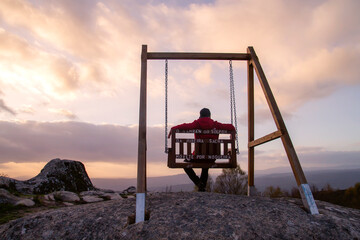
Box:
[229,61,234,126]
[164,59,169,153]
[229,60,240,154]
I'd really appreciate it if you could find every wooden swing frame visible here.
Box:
[136,45,319,223]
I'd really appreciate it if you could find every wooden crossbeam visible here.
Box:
[147,52,251,60]
[248,130,283,148]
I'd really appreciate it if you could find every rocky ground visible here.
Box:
[1,192,359,240]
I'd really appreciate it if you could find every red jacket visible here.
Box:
[171,117,235,139]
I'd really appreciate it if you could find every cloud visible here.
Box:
[0,120,358,178]
[49,108,77,120]
[0,99,16,115]
[158,0,360,110]
[0,0,101,58]
[0,120,167,164]
[299,150,360,169]
[0,0,142,98]
[273,46,360,110]
[194,63,213,84]
[0,0,359,131]
[247,145,360,171]
[17,105,35,114]
[0,28,80,97]
[1,0,359,111]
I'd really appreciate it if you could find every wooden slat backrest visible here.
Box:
[167,129,237,168]
[179,142,184,155]
[187,142,191,155]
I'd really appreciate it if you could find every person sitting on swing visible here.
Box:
[168,108,235,192]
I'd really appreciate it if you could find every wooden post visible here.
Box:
[136,45,148,223]
[247,53,256,196]
[247,46,318,214]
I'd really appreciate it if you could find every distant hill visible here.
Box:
[255,168,360,192]
[92,174,193,192]
[92,168,360,193]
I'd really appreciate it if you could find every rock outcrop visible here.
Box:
[1,192,359,239]
[0,159,136,212]
[0,158,95,194]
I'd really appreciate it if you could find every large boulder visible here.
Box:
[0,188,20,205]
[52,191,81,203]
[0,159,95,194]
[0,189,35,207]
[79,190,122,202]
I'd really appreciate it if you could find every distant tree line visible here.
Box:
[262,182,360,209]
[201,165,359,210]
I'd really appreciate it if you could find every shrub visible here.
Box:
[213,165,247,195]
[262,186,288,198]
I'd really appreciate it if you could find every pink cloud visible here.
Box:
[0,0,358,125]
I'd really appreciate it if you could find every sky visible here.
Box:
[0,0,359,180]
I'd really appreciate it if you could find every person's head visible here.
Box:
[199,108,211,118]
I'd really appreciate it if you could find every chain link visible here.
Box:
[230,61,234,126]
[164,59,169,153]
[229,60,240,154]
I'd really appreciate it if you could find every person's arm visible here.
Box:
[214,121,236,140]
[214,121,235,131]
[168,120,199,138]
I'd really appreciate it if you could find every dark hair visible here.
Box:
[200,108,211,118]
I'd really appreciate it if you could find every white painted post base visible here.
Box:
[247,185,257,196]
[135,193,146,223]
[299,184,319,215]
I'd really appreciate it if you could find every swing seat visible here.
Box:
[167,128,237,168]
